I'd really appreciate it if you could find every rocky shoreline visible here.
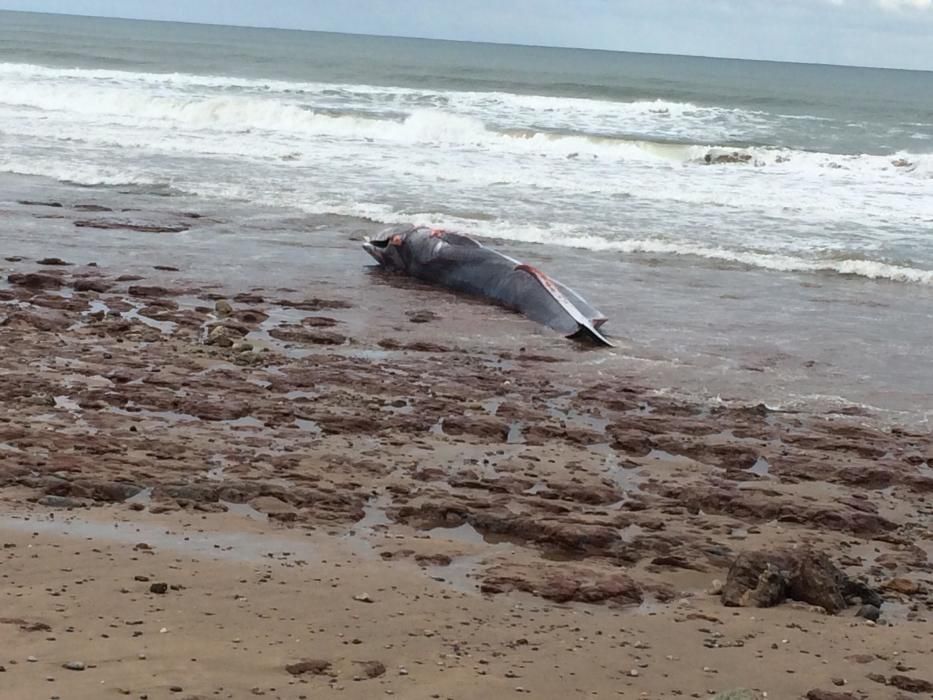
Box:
[2,238,933,698]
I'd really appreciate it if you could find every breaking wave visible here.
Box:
[3,60,932,288]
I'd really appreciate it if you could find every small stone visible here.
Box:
[206,325,235,348]
[857,604,880,621]
[353,593,374,603]
[406,309,440,323]
[357,661,386,679]
[215,300,233,317]
[27,656,38,662]
[285,660,331,676]
[711,690,760,700]
[62,661,86,671]
[149,582,168,594]
[629,669,639,677]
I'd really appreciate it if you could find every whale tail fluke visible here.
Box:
[568,322,614,347]
[513,263,613,347]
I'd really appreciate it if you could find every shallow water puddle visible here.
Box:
[506,421,525,444]
[745,456,772,478]
[293,418,322,434]
[53,395,82,412]
[0,512,316,563]
[221,500,268,521]
[123,304,177,334]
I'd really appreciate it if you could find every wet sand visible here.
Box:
[2,190,933,699]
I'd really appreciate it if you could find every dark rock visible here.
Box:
[857,604,881,621]
[75,220,189,233]
[73,278,114,293]
[721,548,878,614]
[17,200,62,207]
[301,316,340,328]
[889,676,933,693]
[285,659,331,676]
[0,618,52,632]
[230,309,269,325]
[74,204,113,212]
[149,582,168,594]
[37,496,88,509]
[269,326,347,345]
[276,298,352,311]
[883,578,922,596]
[441,415,509,441]
[482,563,642,606]
[704,151,753,165]
[37,258,72,266]
[128,285,177,298]
[0,310,71,332]
[7,272,63,290]
[378,338,452,353]
[806,691,859,700]
[406,309,440,323]
[415,553,452,567]
[233,293,265,304]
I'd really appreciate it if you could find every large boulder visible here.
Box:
[721,548,881,613]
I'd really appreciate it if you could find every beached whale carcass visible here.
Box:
[363,225,612,346]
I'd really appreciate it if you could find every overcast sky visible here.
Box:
[1,0,932,70]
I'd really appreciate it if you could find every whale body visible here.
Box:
[363,225,611,346]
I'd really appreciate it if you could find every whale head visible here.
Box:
[363,224,425,271]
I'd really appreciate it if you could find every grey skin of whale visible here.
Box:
[363,224,612,346]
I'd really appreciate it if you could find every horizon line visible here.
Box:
[2,7,932,74]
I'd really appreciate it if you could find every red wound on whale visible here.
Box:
[515,263,559,294]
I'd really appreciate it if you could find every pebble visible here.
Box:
[62,661,86,671]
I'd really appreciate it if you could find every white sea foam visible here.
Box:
[2,60,932,287]
[4,76,932,181]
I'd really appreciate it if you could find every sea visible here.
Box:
[1,10,932,425]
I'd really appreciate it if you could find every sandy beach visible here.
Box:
[2,192,932,700]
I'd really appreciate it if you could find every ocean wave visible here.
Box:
[2,76,931,178]
[0,60,779,145]
[469,229,933,285]
[4,152,930,286]
[256,196,933,285]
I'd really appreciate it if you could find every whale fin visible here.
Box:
[514,263,614,347]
